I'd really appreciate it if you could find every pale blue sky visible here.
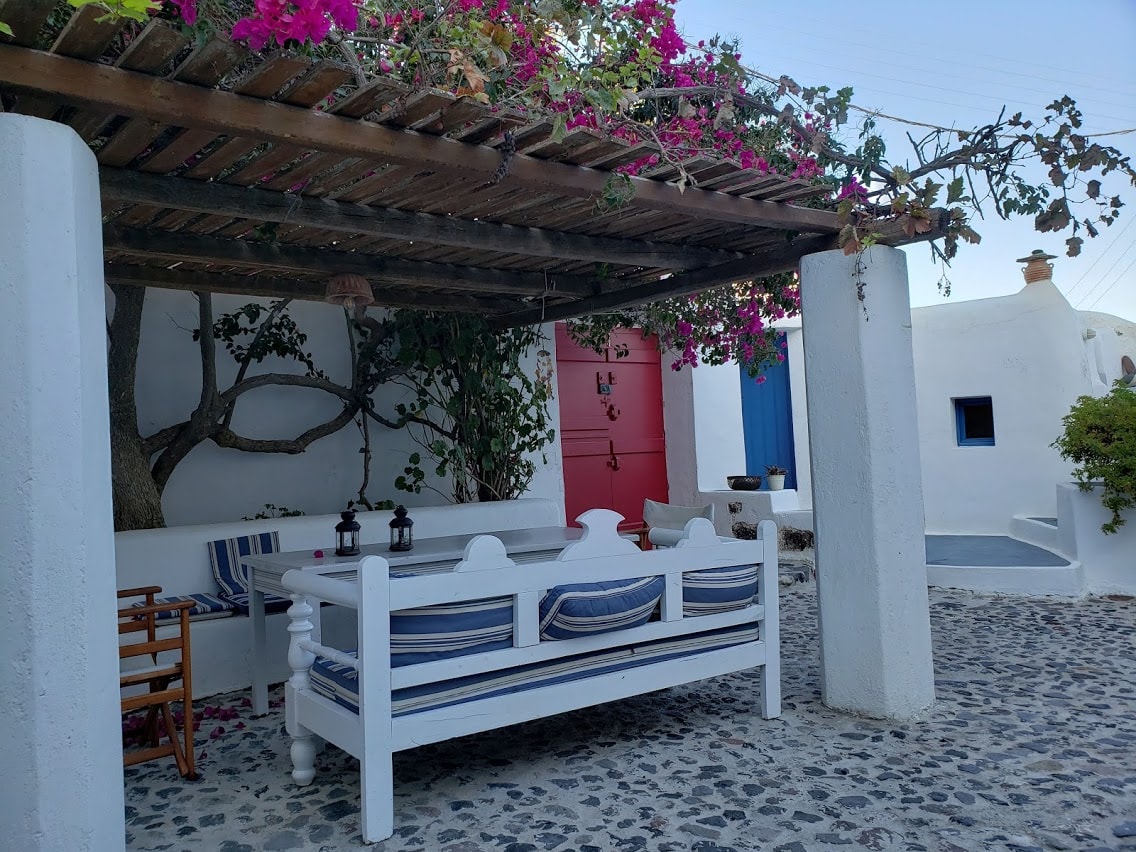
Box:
[674,0,1136,320]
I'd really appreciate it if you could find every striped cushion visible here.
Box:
[682,564,759,616]
[390,597,514,667]
[207,532,280,598]
[132,592,237,621]
[308,623,760,717]
[538,576,665,641]
[221,591,293,615]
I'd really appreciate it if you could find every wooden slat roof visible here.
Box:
[0,6,947,322]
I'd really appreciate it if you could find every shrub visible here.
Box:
[1052,384,1136,533]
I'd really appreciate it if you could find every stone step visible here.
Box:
[1009,514,1061,553]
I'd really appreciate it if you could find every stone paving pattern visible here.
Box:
[125,585,1136,851]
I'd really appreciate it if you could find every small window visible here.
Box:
[954,397,995,446]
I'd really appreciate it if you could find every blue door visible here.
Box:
[740,336,797,489]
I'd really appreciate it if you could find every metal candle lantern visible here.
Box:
[334,509,361,557]
[389,505,413,552]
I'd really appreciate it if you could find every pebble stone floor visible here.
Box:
[125,584,1136,852]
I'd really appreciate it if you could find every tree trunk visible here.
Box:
[107,282,166,530]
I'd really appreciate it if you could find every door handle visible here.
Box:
[607,452,621,471]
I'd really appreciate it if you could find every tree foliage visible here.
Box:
[375,312,556,503]
[1052,385,1136,534]
[107,286,403,529]
[107,287,558,528]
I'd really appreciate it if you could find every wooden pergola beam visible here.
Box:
[0,44,843,233]
[99,168,744,272]
[494,212,951,326]
[104,264,519,313]
[103,225,597,298]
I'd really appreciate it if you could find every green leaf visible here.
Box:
[946,177,966,204]
[0,21,13,37]
[549,114,567,145]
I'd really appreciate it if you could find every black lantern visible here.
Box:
[335,509,361,557]
[389,505,413,552]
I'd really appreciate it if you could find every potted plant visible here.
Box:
[765,465,788,491]
[1051,383,1136,533]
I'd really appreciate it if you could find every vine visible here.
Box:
[68,0,1135,379]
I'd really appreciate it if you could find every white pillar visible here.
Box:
[0,116,125,850]
[799,247,935,719]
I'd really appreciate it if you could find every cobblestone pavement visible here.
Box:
[125,586,1136,852]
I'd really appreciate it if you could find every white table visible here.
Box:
[240,526,583,713]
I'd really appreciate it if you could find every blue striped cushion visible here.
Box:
[221,591,293,615]
[207,532,280,598]
[308,623,760,717]
[131,592,237,621]
[390,597,514,666]
[682,564,758,616]
[538,576,665,641]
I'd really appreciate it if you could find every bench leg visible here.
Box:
[760,654,782,719]
[289,726,318,786]
[359,741,394,842]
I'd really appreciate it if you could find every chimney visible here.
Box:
[1016,249,1057,284]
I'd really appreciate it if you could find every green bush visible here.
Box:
[1052,384,1136,533]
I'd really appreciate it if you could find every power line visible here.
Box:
[742,19,1136,97]
[742,63,1136,140]
[747,50,1136,121]
[1076,239,1136,308]
[1065,217,1136,299]
[1085,253,1136,311]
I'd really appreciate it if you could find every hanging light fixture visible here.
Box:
[325,273,375,309]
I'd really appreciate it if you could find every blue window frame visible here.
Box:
[954,397,995,446]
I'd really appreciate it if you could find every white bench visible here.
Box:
[115,499,563,698]
[281,510,781,842]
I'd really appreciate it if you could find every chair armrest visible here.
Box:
[118,585,163,599]
[119,600,195,619]
[627,525,651,551]
[647,527,684,548]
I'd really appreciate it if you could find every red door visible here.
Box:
[556,324,668,530]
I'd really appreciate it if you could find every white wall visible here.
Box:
[1057,483,1136,595]
[913,280,1098,533]
[117,286,563,526]
[661,358,748,505]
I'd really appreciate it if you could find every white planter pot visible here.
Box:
[767,474,786,491]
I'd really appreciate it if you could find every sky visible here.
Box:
[673,0,1136,320]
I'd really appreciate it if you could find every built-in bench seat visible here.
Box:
[115,499,564,698]
[280,509,780,842]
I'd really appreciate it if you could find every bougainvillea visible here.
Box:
[568,273,800,378]
[83,0,1134,376]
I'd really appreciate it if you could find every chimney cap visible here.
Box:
[1016,249,1057,264]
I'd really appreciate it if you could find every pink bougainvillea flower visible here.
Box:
[168,0,197,26]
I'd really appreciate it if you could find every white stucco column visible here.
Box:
[799,247,935,719]
[0,116,125,850]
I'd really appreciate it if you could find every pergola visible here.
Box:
[1,6,941,851]
[0,5,943,321]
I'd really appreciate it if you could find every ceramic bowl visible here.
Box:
[726,475,762,491]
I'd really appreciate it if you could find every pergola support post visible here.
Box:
[799,246,936,719]
[0,115,125,850]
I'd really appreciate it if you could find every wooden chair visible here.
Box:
[117,586,197,779]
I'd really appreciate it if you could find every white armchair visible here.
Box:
[641,499,715,548]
